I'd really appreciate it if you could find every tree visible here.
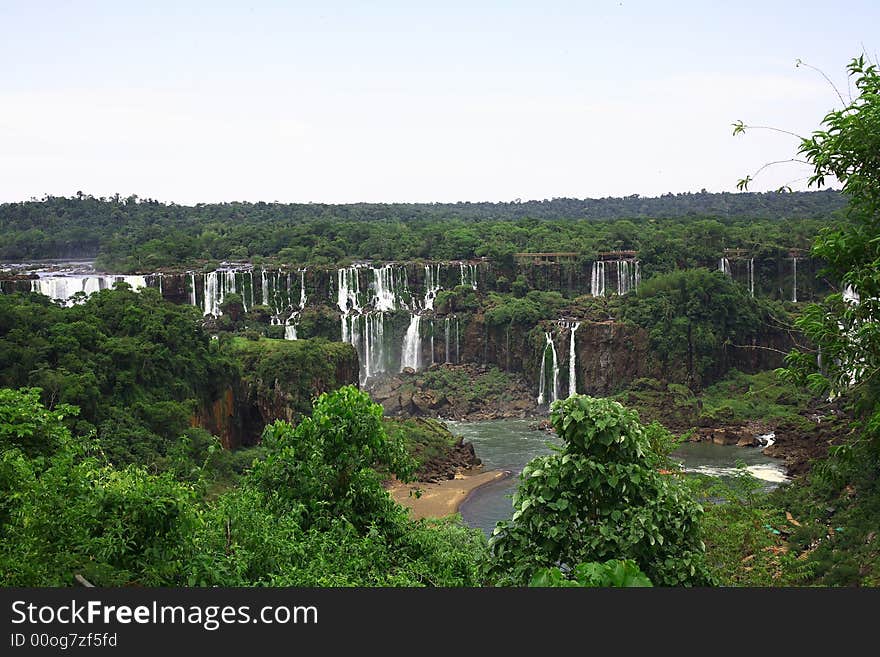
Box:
[780,57,880,404]
[487,395,711,586]
[247,385,415,531]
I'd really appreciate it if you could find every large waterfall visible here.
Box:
[719,257,732,278]
[567,321,580,397]
[30,274,147,306]
[400,314,422,371]
[537,331,559,406]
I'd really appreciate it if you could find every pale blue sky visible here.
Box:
[1,1,876,203]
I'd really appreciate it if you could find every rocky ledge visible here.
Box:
[416,438,482,483]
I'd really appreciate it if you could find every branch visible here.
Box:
[732,121,804,140]
[728,342,795,356]
[796,58,847,107]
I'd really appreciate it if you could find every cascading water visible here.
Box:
[203,271,219,316]
[567,321,580,397]
[423,264,441,310]
[792,257,798,303]
[616,261,639,295]
[460,263,478,290]
[719,257,732,278]
[284,316,298,340]
[372,264,398,312]
[400,314,422,371]
[30,274,147,306]
[590,261,605,297]
[337,266,362,314]
[189,272,197,307]
[536,331,559,406]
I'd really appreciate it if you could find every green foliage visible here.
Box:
[488,395,712,586]
[529,560,653,587]
[226,336,358,420]
[381,417,458,470]
[485,290,566,327]
[413,365,524,406]
[248,386,415,530]
[0,387,79,459]
[0,386,489,586]
[0,193,842,269]
[622,268,781,387]
[769,57,880,586]
[694,472,811,586]
[699,369,815,426]
[0,289,234,467]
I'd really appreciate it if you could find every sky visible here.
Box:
[1,0,877,205]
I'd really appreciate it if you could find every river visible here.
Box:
[450,418,788,537]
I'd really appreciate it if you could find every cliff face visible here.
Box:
[192,337,359,449]
[477,317,655,396]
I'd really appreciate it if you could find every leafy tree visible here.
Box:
[781,57,880,403]
[488,395,711,586]
[247,386,415,531]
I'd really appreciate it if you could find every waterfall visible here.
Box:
[203,271,219,316]
[719,257,732,277]
[156,273,163,296]
[261,270,270,307]
[591,261,605,296]
[30,274,147,306]
[373,264,397,312]
[537,331,559,406]
[748,258,755,297]
[299,269,307,310]
[792,257,798,303]
[400,314,422,371]
[460,263,478,290]
[284,312,299,340]
[617,261,637,295]
[423,264,441,310]
[189,272,197,307]
[455,316,460,363]
[337,267,362,314]
[445,316,451,363]
[430,319,435,365]
[568,322,580,397]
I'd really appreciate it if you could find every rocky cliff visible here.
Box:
[192,337,359,448]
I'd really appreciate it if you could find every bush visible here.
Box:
[488,395,712,586]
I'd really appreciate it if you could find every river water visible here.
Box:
[450,418,788,537]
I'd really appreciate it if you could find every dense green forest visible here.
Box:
[0,190,844,272]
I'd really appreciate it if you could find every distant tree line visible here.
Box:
[0,190,846,272]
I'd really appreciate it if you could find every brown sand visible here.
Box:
[388,468,510,520]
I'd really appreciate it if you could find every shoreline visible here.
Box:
[387,468,511,520]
